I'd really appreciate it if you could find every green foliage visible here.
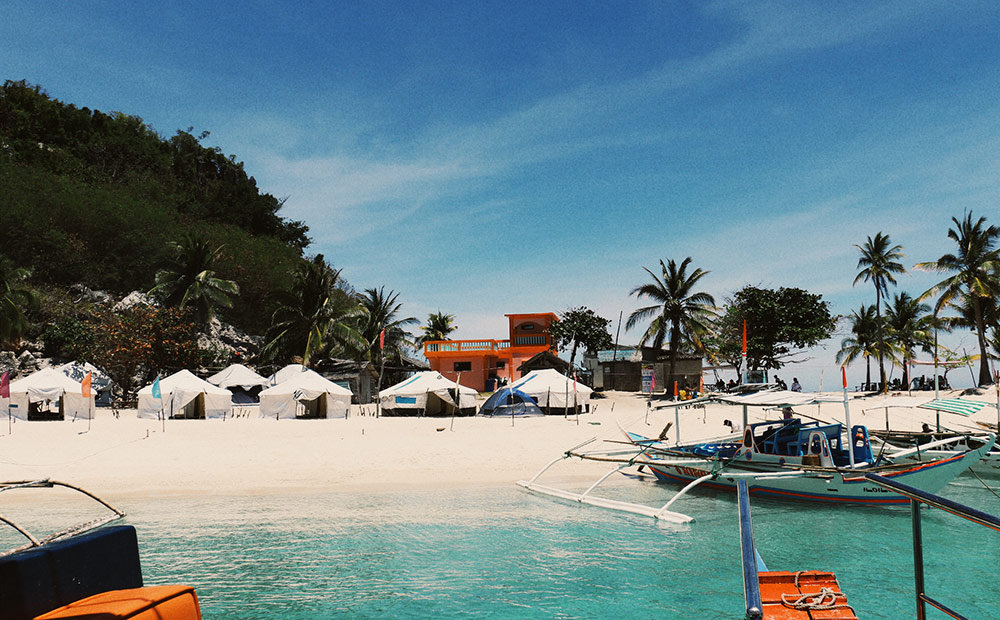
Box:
[262,255,366,366]
[0,80,309,336]
[415,312,457,347]
[853,232,906,391]
[357,287,417,364]
[0,81,309,248]
[82,305,205,399]
[549,307,613,368]
[0,254,37,347]
[915,212,1000,386]
[41,316,95,358]
[149,234,239,325]
[835,304,879,389]
[884,292,934,386]
[627,257,717,382]
[714,286,836,373]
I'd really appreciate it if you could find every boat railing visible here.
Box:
[866,473,1000,620]
[0,479,126,557]
[736,480,763,620]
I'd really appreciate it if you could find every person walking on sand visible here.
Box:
[790,378,801,392]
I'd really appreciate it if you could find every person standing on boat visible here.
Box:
[790,378,802,392]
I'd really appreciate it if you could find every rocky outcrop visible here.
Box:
[197,317,262,363]
[112,291,157,313]
[68,284,113,306]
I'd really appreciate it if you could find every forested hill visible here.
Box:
[0,80,311,333]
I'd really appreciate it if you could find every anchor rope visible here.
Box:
[779,571,856,613]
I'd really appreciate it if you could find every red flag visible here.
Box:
[573,372,578,392]
[0,371,8,399]
[742,320,747,354]
[841,366,848,389]
[673,380,678,396]
[82,372,92,398]
[379,329,385,350]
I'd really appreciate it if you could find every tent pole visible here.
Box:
[509,375,516,427]
[450,372,461,431]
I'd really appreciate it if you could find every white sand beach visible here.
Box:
[1,389,996,504]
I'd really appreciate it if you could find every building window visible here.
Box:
[520,323,536,331]
[514,335,546,346]
[454,361,472,372]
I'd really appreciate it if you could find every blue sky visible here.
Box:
[6,1,1000,389]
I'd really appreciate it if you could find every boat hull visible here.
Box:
[644,441,993,505]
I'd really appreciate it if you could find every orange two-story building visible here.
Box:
[423,312,558,392]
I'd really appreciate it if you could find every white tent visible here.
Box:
[378,371,477,416]
[3,367,94,420]
[208,363,269,405]
[208,364,269,389]
[137,370,233,420]
[259,371,353,419]
[268,364,322,386]
[510,369,593,411]
[59,361,114,407]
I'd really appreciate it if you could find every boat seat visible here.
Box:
[0,525,143,620]
[34,584,202,619]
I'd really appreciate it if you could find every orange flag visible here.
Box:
[82,372,92,398]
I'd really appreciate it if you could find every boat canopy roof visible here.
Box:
[654,389,840,410]
[917,398,998,417]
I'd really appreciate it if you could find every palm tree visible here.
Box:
[358,287,418,365]
[262,255,365,366]
[626,257,717,388]
[915,212,1000,386]
[149,234,239,324]
[0,254,37,348]
[415,312,457,347]
[883,292,934,388]
[836,305,879,390]
[854,232,906,392]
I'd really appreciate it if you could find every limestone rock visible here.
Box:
[113,291,157,313]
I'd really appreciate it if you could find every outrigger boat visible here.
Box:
[518,382,995,523]
[1,479,202,620]
[861,395,1000,478]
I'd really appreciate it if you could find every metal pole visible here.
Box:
[912,497,927,620]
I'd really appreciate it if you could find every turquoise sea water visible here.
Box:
[10,479,1000,618]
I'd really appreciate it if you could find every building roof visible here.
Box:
[517,350,571,373]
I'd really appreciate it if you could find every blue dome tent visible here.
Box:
[478,388,544,417]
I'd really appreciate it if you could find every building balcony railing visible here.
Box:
[424,339,511,354]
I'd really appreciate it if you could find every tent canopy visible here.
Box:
[137,370,232,419]
[379,371,477,413]
[5,367,94,420]
[269,364,324,386]
[510,369,592,408]
[260,370,352,419]
[208,364,269,389]
[478,388,543,417]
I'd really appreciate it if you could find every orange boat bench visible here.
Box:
[758,570,859,620]
[33,585,201,620]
